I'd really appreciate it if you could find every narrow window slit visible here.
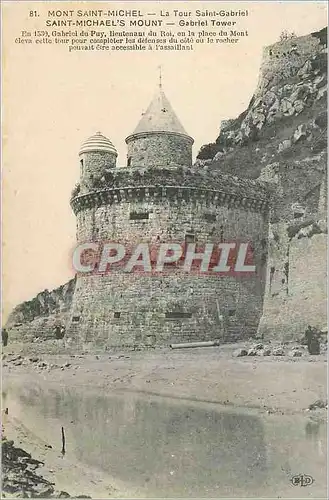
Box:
[165,312,192,319]
[130,212,149,220]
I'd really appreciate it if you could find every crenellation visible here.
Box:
[71,184,270,216]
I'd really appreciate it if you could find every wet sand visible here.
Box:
[2,341,327,498]
[3,342,327,412]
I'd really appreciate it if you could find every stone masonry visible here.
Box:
[66,85,270,349]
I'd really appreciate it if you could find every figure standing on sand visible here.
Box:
[2,328,8,347]
[304,325,320,355]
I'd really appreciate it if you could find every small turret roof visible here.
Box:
[79,132,117,155]
[131,87,191,137]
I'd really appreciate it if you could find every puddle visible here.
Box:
[2,382,327,498]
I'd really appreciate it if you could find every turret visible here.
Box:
[79,132,117,191]
[125,86,194,169]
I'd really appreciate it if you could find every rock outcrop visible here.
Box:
[4,278,76,343]
[1,436,90,498]
[198,27,327,169]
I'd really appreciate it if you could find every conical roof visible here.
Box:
[130,87,191,138]
[79,132,117,155]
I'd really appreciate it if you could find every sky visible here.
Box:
[2,1,328,320]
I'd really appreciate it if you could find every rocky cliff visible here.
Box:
[197,26,327,339]
[198,28,327,176]
[4,278,76,342]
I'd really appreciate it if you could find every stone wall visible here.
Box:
[258,225,327,340]
[125,132,193,168]
[67,191,268,348]
[5,313,71,344]
[256,28,326,95]
[68,274,265,349]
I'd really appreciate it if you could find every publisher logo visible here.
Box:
[291,474,314,487]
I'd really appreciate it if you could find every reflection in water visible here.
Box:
[305,419,327,459]
[3,384,327,498]
[305,420,321,439]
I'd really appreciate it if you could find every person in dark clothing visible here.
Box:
[2,328,8,347]
[54,325,65,340]
[304,325,320,355]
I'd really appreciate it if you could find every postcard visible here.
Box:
[1,1,328,498]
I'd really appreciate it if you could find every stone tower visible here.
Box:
[79,132,117,194]
[125,85,194,168]
[68,86,270,350]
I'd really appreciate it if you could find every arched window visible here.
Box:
[80,159,84,175]
[127,156,132,167]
